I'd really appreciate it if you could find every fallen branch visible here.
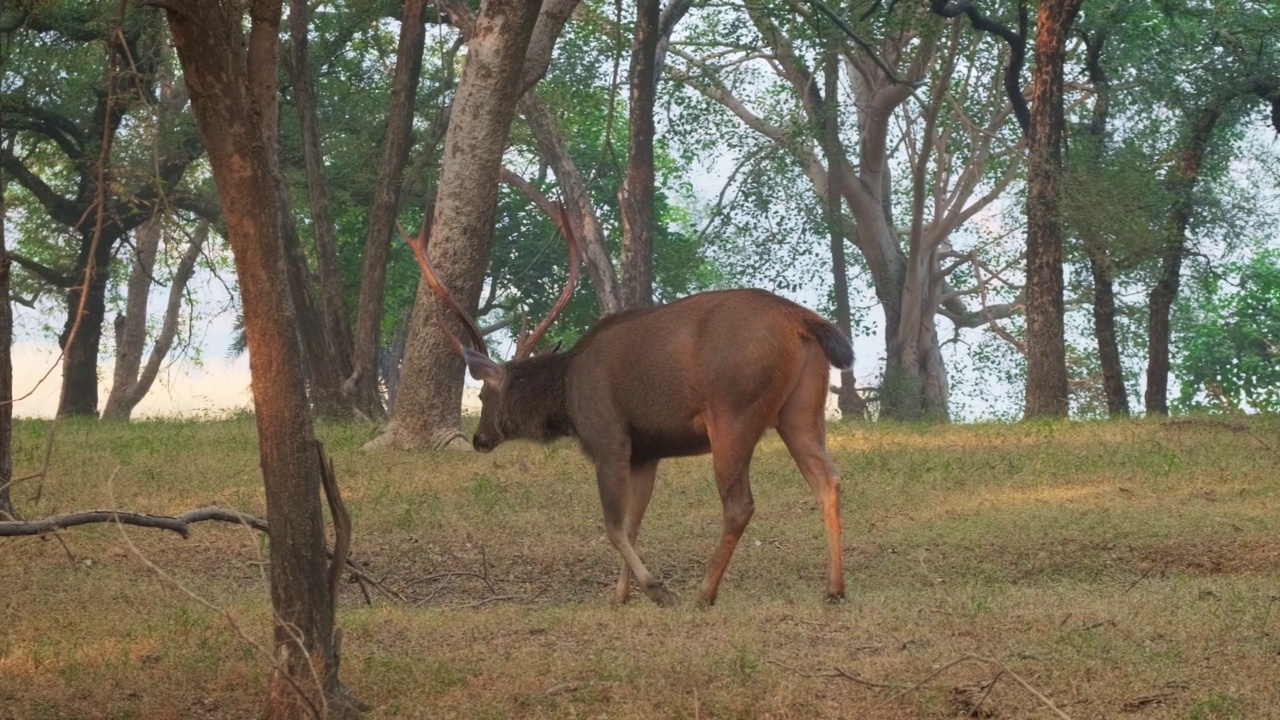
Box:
[877,654,1071,720]
[0,506,267,538]
[0,504,405,603]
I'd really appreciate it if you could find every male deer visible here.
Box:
[402,209,851,606]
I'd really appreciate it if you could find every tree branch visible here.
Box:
[0,150,87,229]
[928,0,1030,135]
[9,252,77,288]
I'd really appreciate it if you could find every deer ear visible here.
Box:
[463,348,504,386]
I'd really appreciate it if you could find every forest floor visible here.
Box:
[3,415,1279,719]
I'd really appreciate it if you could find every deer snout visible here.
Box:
[472,433,496,453]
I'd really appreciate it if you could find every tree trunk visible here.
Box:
[161,1,352,716]
[278,180,353,419]
[101,218,207,420]
[1022,0,1081,419]
[618,0,660,310]
[288,0,355,386]
[0,163,14,520]
[820,49,865,421]
[367,0,542,451]
[347,0,429,420]
[1146,105,1220,416]
[57,229,117,418]
[1079,31,1129,417]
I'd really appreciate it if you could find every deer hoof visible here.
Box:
[647,585,678,607]
[825,590,846,604]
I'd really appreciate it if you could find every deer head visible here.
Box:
[398,204,580,452]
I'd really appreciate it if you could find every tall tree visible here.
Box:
[670,3,1025,420]
[346,0,430,419]
[368,0,559,450]
[1022,0,1082,419]
[159,0,354,715]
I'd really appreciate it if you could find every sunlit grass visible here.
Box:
[3,414,1279,718]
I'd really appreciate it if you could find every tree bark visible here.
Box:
[161,1,353,715]
[367,0,542,451]
[1146,104,1220,415]
[57,228,117,418]
[101,217,207,420]
[287,0,355,387]
[1078,31,1129,417]
[819,50,865,420]
[618,0,660,310]
[0,158,14,520]
[347,0,430,420]
[1022,0,1081,419]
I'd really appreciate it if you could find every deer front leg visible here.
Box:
[615,460,659,605]
[597,459,676,607]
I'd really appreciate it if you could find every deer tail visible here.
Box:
[803,317,854,369]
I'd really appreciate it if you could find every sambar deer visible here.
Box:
[401,208,852,606]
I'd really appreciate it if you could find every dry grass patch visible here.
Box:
[3,415,1279,718]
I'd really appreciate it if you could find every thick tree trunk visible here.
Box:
[367,0,541,451]
[618,0,660,310]
[347,0,429,420]
[1022,0,1081,419]
[288,0,355,386]
[162,1,352,716]
[102,218,207,420]
[57,229,116,418]
[1146,105,1220,416]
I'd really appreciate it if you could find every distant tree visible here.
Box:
[1175,251,1280,414]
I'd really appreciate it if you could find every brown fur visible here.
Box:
[467,288,850,607]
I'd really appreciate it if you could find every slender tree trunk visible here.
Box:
[1022,0,1081,419]
[279,180,352,419]
[57,229,117,418]
[102,218,207,420]
[367,0,541,451]
[1079,31,1129,416]
[347,0,429,419]
[288,0,355,384]
[820,50,864,420]
[618,0,659,310]
[0,163,14,520]
[1146,105,1220,416]
[162,1,353,715]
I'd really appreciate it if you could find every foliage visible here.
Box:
[1174,250,1280,413]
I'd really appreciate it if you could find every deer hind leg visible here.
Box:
[777,367,845,601]
[596,459,675,607]
[614,460,659,605]
[698,423,764,607]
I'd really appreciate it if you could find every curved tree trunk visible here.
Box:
[101,218,207,420]
[1022,0,1082,419]
[1146,104,1220,416]
[162,1,353,715]
[347,0,429,420]
[367,0,542,451]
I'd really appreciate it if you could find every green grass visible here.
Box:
[2,415,1280,718]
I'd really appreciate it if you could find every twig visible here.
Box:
[877,654,1071,720]
[1122,561,1160,594]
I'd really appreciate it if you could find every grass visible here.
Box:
[2,415,1279,718]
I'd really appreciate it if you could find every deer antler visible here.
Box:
[514,202,580,359]
[397,215,489,357]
